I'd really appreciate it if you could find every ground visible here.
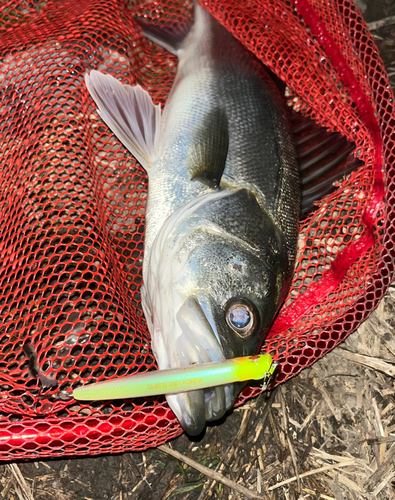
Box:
[1,1,395,499]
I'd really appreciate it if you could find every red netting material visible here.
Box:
[0,0,393,459]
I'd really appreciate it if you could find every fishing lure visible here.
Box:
[73,354,276,401]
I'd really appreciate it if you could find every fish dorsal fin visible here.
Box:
[291,111,364,218]
[187,107,229,189]
[133,1,194,55]
[85,70,161,173]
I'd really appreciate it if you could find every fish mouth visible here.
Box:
[168,296,237,436]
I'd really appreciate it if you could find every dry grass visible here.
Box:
[131,282,395,500]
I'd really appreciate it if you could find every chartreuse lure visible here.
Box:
[73,354,276,401]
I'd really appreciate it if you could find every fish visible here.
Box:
[85,2,301,435]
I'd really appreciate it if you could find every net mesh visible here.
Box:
[0,0,393,459]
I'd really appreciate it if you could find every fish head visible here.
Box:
[164,196,290,435]
[176,229,289,362]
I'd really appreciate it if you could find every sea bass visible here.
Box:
[85,2,299,435]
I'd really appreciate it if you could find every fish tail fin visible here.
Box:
[85,70,161,172]
[133,1,195,55]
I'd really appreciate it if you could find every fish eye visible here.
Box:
[225,299,259,338]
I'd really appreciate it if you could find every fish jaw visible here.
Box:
[174,296,237,435]
[142,288,237,435]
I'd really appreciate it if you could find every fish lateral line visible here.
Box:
[73,354,276,401]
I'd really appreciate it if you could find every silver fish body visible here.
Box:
[86,3,299,435]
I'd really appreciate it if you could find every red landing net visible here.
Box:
[0,0,393,459]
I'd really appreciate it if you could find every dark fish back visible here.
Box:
[207,18,300,266]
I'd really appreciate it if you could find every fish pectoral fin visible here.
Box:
[188,107,229,189]
[85,70,161,173]
[133,1,193,55]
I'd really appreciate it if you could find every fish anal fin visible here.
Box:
[85,70,161,173]
[188,107,229,189]
[133,1,193,55]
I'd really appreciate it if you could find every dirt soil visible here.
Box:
[1,1,395,499]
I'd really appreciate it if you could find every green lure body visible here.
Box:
[73,354,276,401]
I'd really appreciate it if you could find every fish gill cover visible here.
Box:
[0,0,393,458]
